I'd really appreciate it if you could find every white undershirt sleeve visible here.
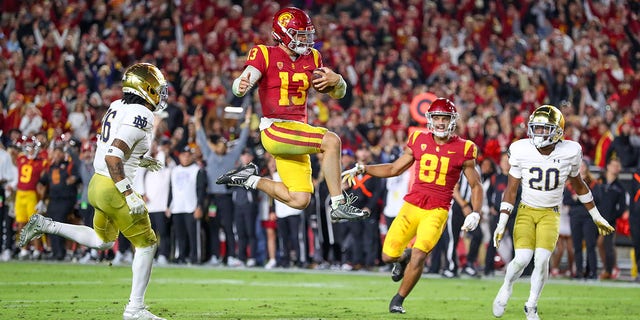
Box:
[232,65,262,97]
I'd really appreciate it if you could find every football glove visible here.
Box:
[139,156,162,172]
[493,213,510,248]
[588,208,615,236]
[461,211,480,232]
[126,193,147,215]
[341,163,365,187]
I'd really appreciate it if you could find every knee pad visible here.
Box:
[533,248,552,269]
[512,249,534,269]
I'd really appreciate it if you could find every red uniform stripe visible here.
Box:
[270,124,325,139]
[264,128,322,149]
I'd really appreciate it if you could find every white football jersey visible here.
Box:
[508,139,582,208]
[94,99,154,181]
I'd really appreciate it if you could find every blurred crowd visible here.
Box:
[0,1,639,279]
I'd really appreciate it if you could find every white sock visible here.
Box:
[50,222,112,250]
[527,248,552,308]
[330,194,345,209]
[129,244,157,309]
[244,175,260,189]
[502,249,533,291]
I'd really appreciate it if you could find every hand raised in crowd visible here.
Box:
[193,105,203,129]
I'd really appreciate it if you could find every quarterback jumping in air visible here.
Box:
[342,98,484,314]
[19,62,168,320]
[492,105,615,319]
[217,7,368,221]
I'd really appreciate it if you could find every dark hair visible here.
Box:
[122,92,148,106]
[209,134,226,144]
[241,147,255,156]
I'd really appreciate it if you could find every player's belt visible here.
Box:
[518,203,559,213]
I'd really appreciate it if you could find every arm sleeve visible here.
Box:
[569,144,583,177]
[507,144,522,179]
[195,127,212,159]
[113,124,147,152]
[228,124,251,160]
[328,75,347,99]
[232,65,262,97]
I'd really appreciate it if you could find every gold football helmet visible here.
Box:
[528,105,565,148]
[122,63,168,112]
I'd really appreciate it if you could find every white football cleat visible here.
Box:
[264,258,276,269]
[123,305,165,320]
[19,214,53,247]
[492,285,511,317]
[524,305,540,320]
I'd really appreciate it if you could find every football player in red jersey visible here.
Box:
[342,98,484,314]
[218,7,368,221]
[15,136,48,259]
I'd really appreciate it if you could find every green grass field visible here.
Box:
[0,261,637,320]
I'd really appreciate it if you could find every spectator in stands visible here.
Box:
[593,157,628,279]
[630,166,640,282]
[37,145,80,261]
[15,136,48,260]
[551,200,575,278]
[485,152,519,277]
[259,154,279,269]
[139,140,174,265]
[272,168,304,268]
[606,120,639,170]
[348,145,384,270]
[231,148,260,267]
[77,140,98,263]
[168,146,207,264]
[565,160,599,280]
[0,139,18,261]
[193,105,250,267]
[19,105,43,136]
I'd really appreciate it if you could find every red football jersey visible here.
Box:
[404,132,477,210]
[244,45,323,122]
[16,155,48,191]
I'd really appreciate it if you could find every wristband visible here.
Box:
[500,202,514,213]
[577,191,594,204]
[115,178,133,193]
[106,147,125,159]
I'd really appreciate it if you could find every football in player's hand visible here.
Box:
[312,69,334,94]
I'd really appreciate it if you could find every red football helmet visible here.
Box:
[272,7,315,55]
[426,98,459,137]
